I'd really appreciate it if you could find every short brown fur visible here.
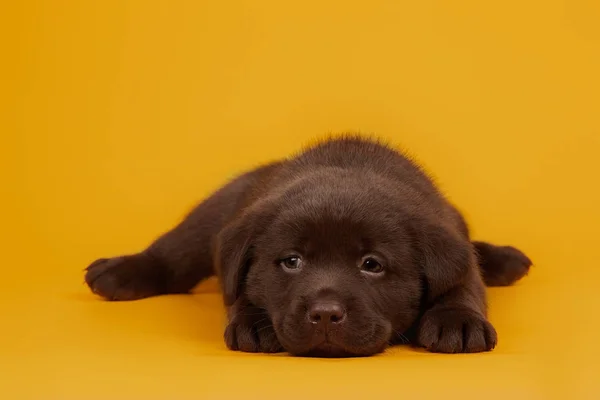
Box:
[85,136,531,356]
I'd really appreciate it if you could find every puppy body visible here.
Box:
[86,137,531,356]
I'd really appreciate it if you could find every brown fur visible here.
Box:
[85,136,531,356]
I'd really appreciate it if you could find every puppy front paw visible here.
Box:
[224,311,283,353]
[417,307,497,353]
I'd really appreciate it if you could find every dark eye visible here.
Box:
[280,256,303,271]
[360,257,384,274]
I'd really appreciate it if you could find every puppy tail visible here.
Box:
[472,241,533,286]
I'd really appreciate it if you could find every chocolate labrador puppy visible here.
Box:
[85,136,531,356]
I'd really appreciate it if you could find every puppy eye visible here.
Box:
[360,257,384,275]
[279,256,303,271]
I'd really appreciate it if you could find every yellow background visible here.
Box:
[2,1,599,399]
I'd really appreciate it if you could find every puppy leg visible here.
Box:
[223,297,283,353]
[448,202,531,286]
[417,269,497,353]
[473,241,532,286]
[85,254,174,301]
[85,164,278,301]
[85,201,222,301]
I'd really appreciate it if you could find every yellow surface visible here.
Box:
[2,1,600,399]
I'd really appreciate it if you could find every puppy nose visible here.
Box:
[308,302,346,325]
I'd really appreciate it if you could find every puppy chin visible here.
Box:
[276,321,392,358]
[289,340,389,358]
[300,343,357,358]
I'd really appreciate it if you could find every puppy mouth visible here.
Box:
[295,333,375,358]
[276,329,358,358]
[276,316,392,358]
[302,342,355,358]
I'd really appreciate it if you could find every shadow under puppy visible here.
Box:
[85,136,531,357]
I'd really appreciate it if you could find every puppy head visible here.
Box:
[217,173,471,357]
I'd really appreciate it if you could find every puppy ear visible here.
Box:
[415,221,474,302]
[215,214,255,306]
[215,200,277,306]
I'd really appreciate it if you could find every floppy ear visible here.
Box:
[215,198,278,306]
[415,220,474,302]
[215,214,256,306]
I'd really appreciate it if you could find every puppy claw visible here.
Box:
[417,307,497,353]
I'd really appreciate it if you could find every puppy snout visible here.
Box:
[307,301,346,325]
